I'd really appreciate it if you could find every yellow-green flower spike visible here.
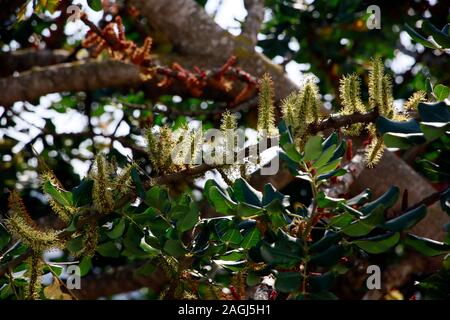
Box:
[92,154,114,214]
[257,73,277,136]
[368,57,384,111]
[404,91,426,111]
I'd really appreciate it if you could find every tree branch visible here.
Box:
[242,0,265,47]
[129,0,297,99]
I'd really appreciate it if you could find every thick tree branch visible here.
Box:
[129,0,297,99]
[0,49,70,77]
[242,0,265,47]
[0,60,141,107]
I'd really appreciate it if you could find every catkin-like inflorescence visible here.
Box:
[114,164,133,195]
[300,80,320,125]
[92,154,115,214]
[25,251,44,300]
[368,57,384,111]
[5,191,62,251]
[339,74,367,135]
[83,222,99,257]
[147,126,176,174]
[365,136,385,168]
[403,91,426,112]
[281,92,298,128]
[257,73,278,136]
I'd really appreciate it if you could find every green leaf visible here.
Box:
[139,237,160,256]
[87,0,103,11]
[420,122,450,141]
[303,135,323,161]
[207,186,237,215]
[309,245,345,267]
[241,228,261,249]
[313,145,336,169]
[342,205,385,237]
[405,234,450,256]
[354,232,400,254]
[376,117,421,135]
[106,218,126,239]
[163,239,186,257]
[237,202,264,217]
[66,236,83,253]
[283,143,302,162]
[72,179,93,207]
[97,241,121,258]
[360,186,399,215]
[275,272,302,293]
[221,228,243,245]
[310,231,342,253]
[382,205,427,232]
[43,180,73,207]
[131,168,145,199]
[233,178,262,206]
[433,84,450,101]
[145,186,169,209]
[260,232,303,267]
[317,168,346,181]
[178,205,199,232]
[347,188,372,206]
[383,132,426,149]
[418,101,450,122]
[262,184,288,207]
[0,223,11,251]
[316,158,341,176]
[404,23,438,49]
[422,20,450,48]
[322,132,338,150]
[79,257,92,277]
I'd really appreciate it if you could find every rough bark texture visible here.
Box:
[130,0,297,99]
[242,0,265,47]
[0,49,70,77]
[0,60,141,106]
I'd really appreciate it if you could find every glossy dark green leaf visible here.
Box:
[376,117,421,135]
[418,101,450,122]
[360,186,399,215]
[383,132,426,149]
[131,168,145,199]
[404,23,438,49]
[303,135,323,161]
[241,227,261,249]
[97,241,121,258]
[353,232,400,254]
[233,178,262,206]
[237,202,264,217]
[43,180,73,207]
[405,234,450,256]
[275,272,302,293]
[309,244,345,267]
[177,204,199,232]
[207,186,237,215]
[422,20,450,48]
[72,179,93,207]
[163,239,186,257]
[106,218,126,239]
[382,205,427,232]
